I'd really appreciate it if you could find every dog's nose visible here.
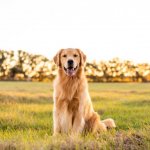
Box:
[68,59,74,66]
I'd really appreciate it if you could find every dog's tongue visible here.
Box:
[67,68,75,76]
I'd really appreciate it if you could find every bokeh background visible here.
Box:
[0,50,150,82]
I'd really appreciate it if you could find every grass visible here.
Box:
[0,82,150,149]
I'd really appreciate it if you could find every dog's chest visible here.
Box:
[67,97,79,113]
[56,96,79,113]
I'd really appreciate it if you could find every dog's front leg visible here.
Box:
[53,109,61,136]
[72,113,85,134]
[53,122,61,136]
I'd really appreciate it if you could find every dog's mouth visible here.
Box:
[64,66,78,76]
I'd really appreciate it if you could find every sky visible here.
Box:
[0,0,150,63]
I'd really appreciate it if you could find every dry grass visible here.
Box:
[0,82,150,149]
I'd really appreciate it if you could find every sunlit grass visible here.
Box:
[0,82,150,149]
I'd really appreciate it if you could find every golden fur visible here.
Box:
[53,48,116,135]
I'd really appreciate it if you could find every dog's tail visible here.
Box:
[101,118,116,129]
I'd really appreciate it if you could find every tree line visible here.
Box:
[0,50,150,82]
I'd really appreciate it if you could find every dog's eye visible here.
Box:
[73,54,78,57]
[62,54,67,58]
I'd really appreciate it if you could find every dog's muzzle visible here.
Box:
[64,59,78,76]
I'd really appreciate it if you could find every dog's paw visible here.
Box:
[101,118,116,129]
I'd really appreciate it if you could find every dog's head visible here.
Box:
[53,48,86,76]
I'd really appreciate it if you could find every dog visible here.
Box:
[53,48,116,135]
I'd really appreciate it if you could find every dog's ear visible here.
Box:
[53,49,64,67]
[76,49,86,66]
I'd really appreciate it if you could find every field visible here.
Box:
[0,82,150,150]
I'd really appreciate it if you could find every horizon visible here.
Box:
[0,0,150,63]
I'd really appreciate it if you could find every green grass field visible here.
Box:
[0,82,150,150]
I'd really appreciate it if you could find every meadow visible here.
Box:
[0,82,150,150]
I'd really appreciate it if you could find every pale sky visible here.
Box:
[0,0,150,63]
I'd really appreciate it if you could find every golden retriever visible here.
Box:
[53,48,116,135]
